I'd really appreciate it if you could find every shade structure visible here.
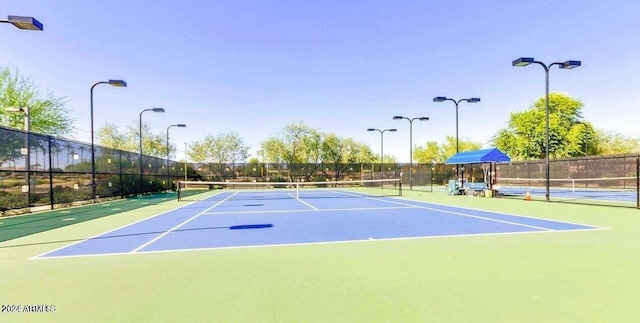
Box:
[446,148,511,165]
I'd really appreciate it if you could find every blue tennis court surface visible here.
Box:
[35,190,602,259]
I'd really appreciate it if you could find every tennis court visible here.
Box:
[35,180,600,259]
[496,177,639,205]
[5,184,640,321]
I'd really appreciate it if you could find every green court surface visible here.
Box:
[1,191,640,322]
[0,193,176,243]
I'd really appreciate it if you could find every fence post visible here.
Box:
[119,150,123,197]
[48,136,54,209]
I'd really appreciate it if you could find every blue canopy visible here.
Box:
[445,148,511,165]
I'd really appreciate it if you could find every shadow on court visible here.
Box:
[0,193,177,243]
[0,221,273,249]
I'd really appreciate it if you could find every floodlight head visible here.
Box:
[433,96,448,102]
[4,106,27,113]
[393,116,404,120]
[418,117,429,121]
[7,15,43,31]
[512,57,534,67]
[367,128,376,132]
[388,129,397,132]
[560,60,581,69]
[108,80,127,87]
[177,124,187,128]
[152,108,165,113]
[467,98,481,103]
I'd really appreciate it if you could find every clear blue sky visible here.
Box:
[2,1,640,162]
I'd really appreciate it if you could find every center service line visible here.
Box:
[130,192,240,253]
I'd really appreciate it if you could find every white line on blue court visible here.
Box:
[33,227,603,260]
[333,191,557,231]
[382,195,611,230]
[202,205,414,215]
[129,192,240,253]
[291,195,319,210]
[29,197,213,260]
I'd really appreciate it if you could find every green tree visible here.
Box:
[260,122,324,182]
[491,93,590,160]
[96,122,173,158]
[413,141,441,163]
[321,134,376,180]
[261,122,380,182]
[188,132,250,181]
[0,67,73,136]
[414,136,483,163]
[596,131,640,155]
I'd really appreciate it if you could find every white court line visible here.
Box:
[288,193,319,211]
[33,227,603,260]
[381,194,610,230]
[29,195,218,260]
[31,190,230,259]
[202,205,414,215]
[332,190,556,231]
[129,192,240,253]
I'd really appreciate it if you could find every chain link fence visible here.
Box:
[0,126,188,214]
[2,125,639,214]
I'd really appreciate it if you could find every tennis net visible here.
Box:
[495,177,639,203]
[177,178,402,201]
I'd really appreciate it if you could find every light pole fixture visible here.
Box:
[367,128,397,178]
[393,116,429,190]
[166,124,186,191]
[139,107,165,194]
[5,106,30,208]
[90,80,126,202]
[513,57,581,202]
[433,96,480,180]
[0,15,43,30]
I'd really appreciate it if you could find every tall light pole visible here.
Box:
[139,108,165,194]
[184,143,188,181]
[166,124,186,191]
[433,96,480,181]
[5,107,30,208]
[367,128,397,178]
[393,116,429,190]
[513,57,581,202]
[90,80,126,202]
[0,15,43,30]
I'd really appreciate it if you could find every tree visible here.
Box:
[0,67,73,136]
[321,135,376,181]
[596,131,640,155]
[413,136,483,163]
[96,123,128,151]
[96,122,173,158]
[260,122,324,182]
[261,122,379,182]
[188,132,250,181]
[491,93,591,160]
[413,141,441,163]
[0,130,23,168]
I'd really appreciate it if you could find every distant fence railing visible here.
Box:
[3,124,637,213]
[495,155,640,208]
[0,126,189,214]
